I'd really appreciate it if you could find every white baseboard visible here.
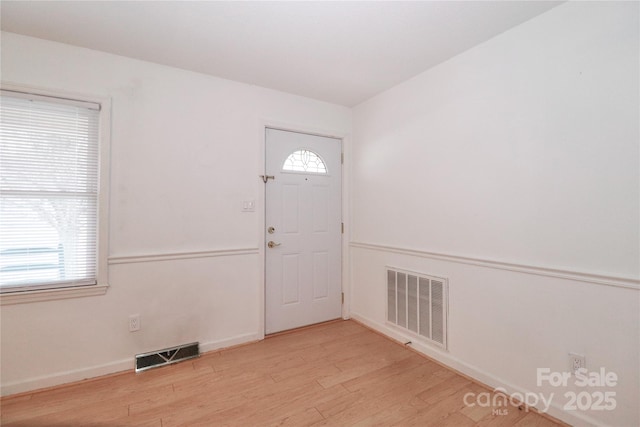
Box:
[199,332,262,354]
[350,312,606,427]
[1,331,263,397]
[0,358,133,397]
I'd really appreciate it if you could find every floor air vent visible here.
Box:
[387,268,448,349]
[135,342,200,372]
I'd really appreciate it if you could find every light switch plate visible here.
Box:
[242,200,255,212]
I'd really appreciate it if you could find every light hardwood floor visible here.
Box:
[1,320,565,426]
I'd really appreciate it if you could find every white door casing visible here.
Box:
[265,128,342,334]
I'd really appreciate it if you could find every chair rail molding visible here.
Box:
[108,247,260,265]
[350,242,639,291]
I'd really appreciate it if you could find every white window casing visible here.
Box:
[0,85,110,304]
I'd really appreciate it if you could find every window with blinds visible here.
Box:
[0,89,102,292]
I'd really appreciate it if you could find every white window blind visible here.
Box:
[0,90,101,292]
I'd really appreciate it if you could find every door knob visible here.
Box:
[267,241,281,249]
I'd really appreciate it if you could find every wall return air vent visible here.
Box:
[135,342,200,372]
[387,268,448,350]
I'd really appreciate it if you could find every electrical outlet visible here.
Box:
[129,314,140,332]
[569,352,585,374]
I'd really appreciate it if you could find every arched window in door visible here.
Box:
[282,149,327,174]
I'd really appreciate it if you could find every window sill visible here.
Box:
[0,284,109,305]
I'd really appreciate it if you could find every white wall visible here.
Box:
[0,32,351,394]
[350,2,639,427]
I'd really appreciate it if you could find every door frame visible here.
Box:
[258,120,351,338]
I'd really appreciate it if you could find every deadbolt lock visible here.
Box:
[267,226,275,234]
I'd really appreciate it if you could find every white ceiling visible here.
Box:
[0,1,562,107]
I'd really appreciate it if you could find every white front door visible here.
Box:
[265,128,342,334]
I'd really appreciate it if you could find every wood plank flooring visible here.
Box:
[1,320,565,426]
